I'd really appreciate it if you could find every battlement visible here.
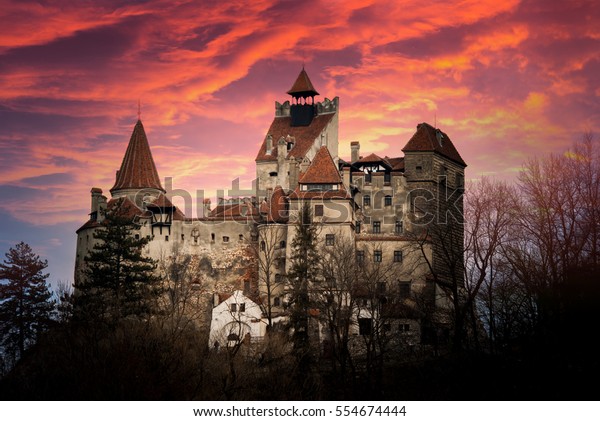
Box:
[275,97,338,117]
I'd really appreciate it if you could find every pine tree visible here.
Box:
[288,202,320,351]
[0,242,55,362]
[76,207,162,324]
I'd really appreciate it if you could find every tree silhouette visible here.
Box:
[0,242,55,364]
[75,206,162,324]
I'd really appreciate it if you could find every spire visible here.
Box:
[287,67,319,98]
[110,120,165,195]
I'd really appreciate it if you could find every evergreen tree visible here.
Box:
[76,207,162,324]
[288,202,320,351]
[0,242,55,362]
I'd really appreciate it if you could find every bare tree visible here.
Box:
[252,224,287,330]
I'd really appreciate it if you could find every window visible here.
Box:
[358,318,373,335]
[227,333,239,341]
[374,250,382,262]
[260,241,266,251]
[365,172,372,183]
[377,282,386,294]
[269,171,278,177]
[363,195,371,207]
[384,195,392,206]
[230,303,237,312]
[416,165,422,171]
[399,281,411,299]
[223,236,229,243]
[395,220,403,234]
[315,204,324,216]
[325,234,335,246]
[279,240,286,249]
[165,235,169,241]
[239,303,245,312]
[356,250,365,264]
[384,172,391,184]
[135,234,139,240]
[274,297,281,306]
[394,250,403,263]
[211,233,215,242]
[181,234,185,241]
[373,221,381,234]
[399,323,410,332]
[355,221,361,234]
[244,280,250,293]
[239,234,244,241]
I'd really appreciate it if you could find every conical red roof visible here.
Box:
[299,146,342,184]
[287,68,319,97]
[110,120,165,193]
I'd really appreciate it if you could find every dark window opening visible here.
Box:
[244,280,250,293]
[365,172,372,183]
[315,204,324,216]
[260,241,266,251]
[230,303,237,312]
[165,235,169,241]
[394,250,403,263]
[399,282,411,299]
[269,172,278,177]
[239,303,246,312]
[223,236,229,243]
[211,233,215,242]
[384,172,391,183]
[373,221,381,234]
[181,234,185,241]
[279,240,286,248]
[374,250,382,262]
[358,318,373,335]
[325,234,335,246]
[384,195,392,206]
[356,250,365,264]
[274,297,281,306]
[395,220,403,234]
[363,195,371,207]
[227,333,239,341]
[355,221,361,234]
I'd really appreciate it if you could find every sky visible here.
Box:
[0,0,598,287]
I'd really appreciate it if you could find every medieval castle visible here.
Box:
[75,68,466,350]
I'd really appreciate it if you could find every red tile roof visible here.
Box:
[402,122,466,166]
[110,120,165,194]
[356,153,386,164]
[264,186,289,223]
[299,146,342,184]
[287,68,319,97]
[386,157,405,171]
[255,113,335,162]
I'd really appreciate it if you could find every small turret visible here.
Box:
[287,68,319,127]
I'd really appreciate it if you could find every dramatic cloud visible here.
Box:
[0,0,598,283]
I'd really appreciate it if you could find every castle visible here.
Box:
[75,68,466,350]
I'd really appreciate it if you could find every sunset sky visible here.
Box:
[0,0,598,286]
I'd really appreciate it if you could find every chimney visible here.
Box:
[289,158,300,191]
[277,137,287,161]
[351,141,360,164]
[90,188,103,220]
[97,195,107,223]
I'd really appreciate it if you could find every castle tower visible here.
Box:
[402,122,467,306]
[287,67,319,127]
[110,119,165,205]
[255,68,339,197]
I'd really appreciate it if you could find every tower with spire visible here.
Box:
[255,67,339,197]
